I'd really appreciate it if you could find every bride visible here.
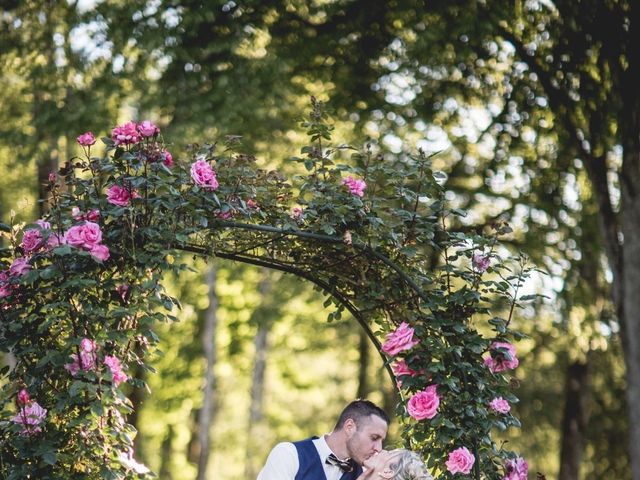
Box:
[357,449,433,480]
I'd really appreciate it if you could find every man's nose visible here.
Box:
[373,440,383,452]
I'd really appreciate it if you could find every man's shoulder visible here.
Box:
[268,441,298,458]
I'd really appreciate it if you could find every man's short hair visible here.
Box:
[334,399,390,430]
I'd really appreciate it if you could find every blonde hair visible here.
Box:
[386,449,433,480]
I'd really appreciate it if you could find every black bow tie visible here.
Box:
[326,453,355,472]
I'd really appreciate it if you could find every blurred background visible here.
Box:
[0,1,632,478]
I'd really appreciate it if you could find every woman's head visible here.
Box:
[364,449,432,480]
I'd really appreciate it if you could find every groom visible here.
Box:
[257,399,389,480]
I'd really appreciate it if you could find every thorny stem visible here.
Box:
[505,256,527,329]
[404,153,427,247]
[442,214,452,296]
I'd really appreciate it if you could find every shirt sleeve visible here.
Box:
[257,442,299,480]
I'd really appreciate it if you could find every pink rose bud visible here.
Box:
[77,131,97,146]
[48,173,57,183]
[17,389,30,406]
[162,149,173,167]
[72,207,83,220]
[86,209,100,221]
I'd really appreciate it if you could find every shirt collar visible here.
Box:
[316,434,348,462]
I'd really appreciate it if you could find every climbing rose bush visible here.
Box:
[0,102,535,479]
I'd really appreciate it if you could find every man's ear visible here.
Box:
[343,418,357,436]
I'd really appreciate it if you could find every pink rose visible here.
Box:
[104,355,128,387]
[112,121,141,146]
[246,198,259,210]
[392,359,420,387]
[65,222,103,250]
[107,184,137,207]
[446,447,475,475]
[291,207,303,219]
[9,257,31,277]
[12,401,47,434]
[137,120,159,137]
[490,397,511,414]
[65,345,97,376]
[341,175,367,197]
[21,229,43,254]
[77,131,96,146]
[503,457,528,480]
[162,149,173,167]
[48,172,57,183]
[17,389,30,406]
[484,341,519,373]
[407,384,440,420]
[473,254,491,273]
[381,322,420,356]
[90,244,110,262]
[190,159,219,190]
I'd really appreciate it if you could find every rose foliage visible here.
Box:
[0,100,536,479]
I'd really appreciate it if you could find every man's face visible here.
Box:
[345,415,388,465]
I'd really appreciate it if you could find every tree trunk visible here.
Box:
[356,328,370,399]
[158,425,174,480]
[558,360,590,480]
[244,268,274,480]
[127,363,146,454]
[620,150,640,480]
[618,7,640,473]
[196,265,219,480]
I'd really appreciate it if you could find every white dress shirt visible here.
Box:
[257,435,348,480]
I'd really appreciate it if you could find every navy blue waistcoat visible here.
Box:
[293,437,363,480]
